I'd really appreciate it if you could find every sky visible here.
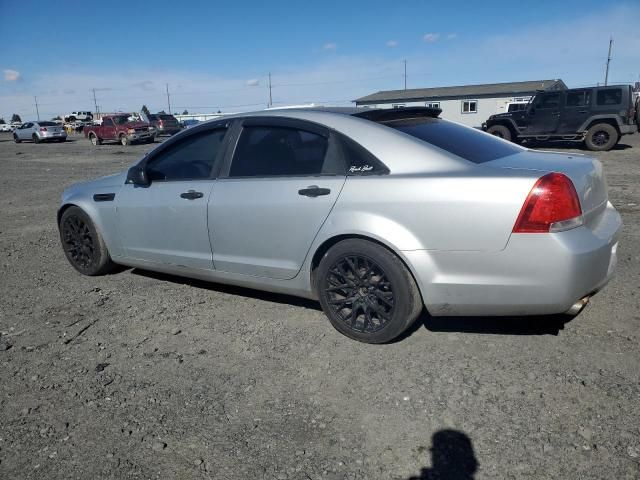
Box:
[1,0,639,120]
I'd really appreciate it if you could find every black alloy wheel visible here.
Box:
[316,239,423,343]
[59,206,116,276]
[61,213,96,270]
[323,254,395,334]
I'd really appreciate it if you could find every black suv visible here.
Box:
[483,85,638,151]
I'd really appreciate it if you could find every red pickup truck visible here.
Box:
[84,115,155,146]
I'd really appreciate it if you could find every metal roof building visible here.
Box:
[354,79,567,127]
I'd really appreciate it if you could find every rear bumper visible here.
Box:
[404,202,622,316]
[619,124,637,135]
[38,131,67,140]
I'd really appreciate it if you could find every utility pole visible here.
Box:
[403,60,407,90]
[604,37,613,86]
[34,96,40,121]
[268,72,273,107]
[92,89,99,119]
[166,83,172,114]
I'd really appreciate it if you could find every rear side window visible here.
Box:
[596,88,622,106]
[566,91,591,107]
[338,135,389,175]
[385,118,521,164]
[229,126,337,177]
[146,129,227,181]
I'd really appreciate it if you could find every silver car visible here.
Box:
[57,107,621,343]
[14,121,67,143]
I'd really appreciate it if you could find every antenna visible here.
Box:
[604,37,613,86]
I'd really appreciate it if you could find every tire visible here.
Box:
[316,239,423,343]
[59,206,116,276]
[32,134,40,144]
[584,123,618,151]
[120,134,130,146]
[13,134,21,143]
[487,124,512,142]
[89,133,101,146]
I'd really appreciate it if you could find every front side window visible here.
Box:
[102,118,114,126]
[596,88,622,106]
[462,100,477,113]
[229,126,335,177]
[384,117,521,164]
[146,129,227,181]
[534,93,561,109]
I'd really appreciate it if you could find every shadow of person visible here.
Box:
[407,429,478,480]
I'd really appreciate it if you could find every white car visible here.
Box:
[0,124,12,132]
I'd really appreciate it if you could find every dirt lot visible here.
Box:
[0,130,638,480]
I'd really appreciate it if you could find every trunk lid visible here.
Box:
[485,150,608,218]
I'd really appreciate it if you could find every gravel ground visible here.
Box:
[0,130,639,480]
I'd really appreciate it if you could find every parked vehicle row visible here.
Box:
[483,84,639,151]
[58,106,621,343]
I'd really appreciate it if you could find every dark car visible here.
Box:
[483,85,638,151]
[146,114,182,136]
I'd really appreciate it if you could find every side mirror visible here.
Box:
[126,165,150,187]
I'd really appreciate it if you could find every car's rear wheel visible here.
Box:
[59,206,116,276]
[585,123,618,151]
[120,134,129,146]
[316,239,423,343]
[89,133,101,146]
[13,134,21,143]
[487,125,512,142]
[32,134,40,144]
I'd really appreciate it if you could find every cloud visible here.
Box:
[246,79,259,86]
[322,42,337,51]
[133,80,155,91]
[447,33,457,40]
[386,40,399,48]
[3,69,21,81]
[423,33,440,43]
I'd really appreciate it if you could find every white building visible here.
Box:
[354,79,567,128]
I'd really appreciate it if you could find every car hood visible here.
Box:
[123,121,150,129]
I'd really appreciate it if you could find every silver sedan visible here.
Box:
[57,107,621,343]
[14,121,67,143]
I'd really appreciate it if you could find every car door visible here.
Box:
[526,92,562,135]
[560,90,592,133]
[116,126,229,269]
[208,118,347,280]
[101,117,116,139]
[18,123,33,140]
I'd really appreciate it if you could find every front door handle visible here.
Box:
[180,190,204,200]
[298,185,331,197]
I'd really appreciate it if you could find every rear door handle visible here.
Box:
[180,190,204,200]
[298,185,331,197]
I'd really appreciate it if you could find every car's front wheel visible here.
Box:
[487,124,512,142]
[13,134,21,143]
[59,206,116,276]
[120,134,130,146]
[316,239,423,343]
[32,134,40,144]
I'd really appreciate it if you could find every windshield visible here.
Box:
[38,121,57,126]
[383,117,522,164]
[113,116,130,125]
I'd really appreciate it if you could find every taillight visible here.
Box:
[40,127,47,132]
[512,173,583,233]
